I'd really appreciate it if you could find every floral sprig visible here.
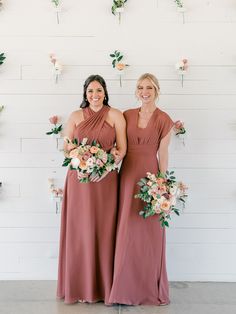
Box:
[112,0,127,24]
[174,0,186,23]
[173,120,186,145]
[48,178,63,214]
[135,171,188,227]
[0,105,4,112]
[175,58,188,87]
[0,53,6,66]
[51,0,61,24]
[174,0,184,9]
[46,115,62,136]
[110,50,129,87]
[49,54,63,84]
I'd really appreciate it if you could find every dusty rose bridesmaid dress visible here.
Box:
[57,106,118,304]
[109,107,173,305]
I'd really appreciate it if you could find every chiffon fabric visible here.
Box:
[109,107,173,305]
[57,106,118,305]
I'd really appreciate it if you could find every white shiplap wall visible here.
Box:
[0,0,236,281]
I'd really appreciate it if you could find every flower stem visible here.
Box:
[119,12,121,24]
[119,75,122,87]
[181,74,184,88]
[56,11,60,24]
[182,12,185,24]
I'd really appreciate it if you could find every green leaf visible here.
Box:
[117,55,123,62]
[46,131,53,135]
[110,54,115,57]
[62,158,71,167]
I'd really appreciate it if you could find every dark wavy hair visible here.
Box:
[80,74,110,108]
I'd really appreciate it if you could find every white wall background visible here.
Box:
[0,0,236,281]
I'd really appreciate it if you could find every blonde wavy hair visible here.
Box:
[136,73,160,100]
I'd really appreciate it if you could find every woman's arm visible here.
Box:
[63,110,83,151]
[110,108,127,164]
[158,130,172,174]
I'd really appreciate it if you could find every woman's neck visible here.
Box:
[140,103,156,113]
[89,104,103,112]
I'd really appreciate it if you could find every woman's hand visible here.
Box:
[90,171,109,182]
[110,147,122,164]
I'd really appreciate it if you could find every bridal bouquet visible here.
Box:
[135,171,188,227]
[62,137,117,183]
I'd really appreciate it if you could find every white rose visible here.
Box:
[71,158,80,168]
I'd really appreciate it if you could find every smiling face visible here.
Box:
[86,80,105,108]
[136,78,158,105]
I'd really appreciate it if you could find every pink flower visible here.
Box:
[82,151,92,161]
[49,115,59,125]
[174,120,184,130]
[50,54,56,65]
[96,159,104,167]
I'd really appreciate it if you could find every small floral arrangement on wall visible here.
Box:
[46,115,63,149]
[110,50,129,87]
[174,0,186,23]
[175,58,188,87]
[46,115,62,137]
[49,53,63,84]
[0,105,4,112]
[173,120,186,145]
[0,52,6,67]
[51,0,62,24]
[48,178,63,214]
[111,0,127,24]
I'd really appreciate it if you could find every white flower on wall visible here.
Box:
[51,0,62,24]
[174,0,186,23]
[175,58,188,87]
[111,0,128,24]
[48,178,63,214]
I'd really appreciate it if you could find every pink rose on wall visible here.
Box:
[48,178,63,214]
[173,120,186,145]
[175,58,188,87]
[49,53,63,84]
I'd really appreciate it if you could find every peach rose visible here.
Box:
[90,146,99,154]
[79,161,87,170]
[69,148,79,159]
[116,63,126,71]
[160,200,171,212]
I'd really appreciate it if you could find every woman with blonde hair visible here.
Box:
[109,73,173,305]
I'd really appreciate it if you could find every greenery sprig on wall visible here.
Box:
[0,53,6,66]
[112,0,127,24]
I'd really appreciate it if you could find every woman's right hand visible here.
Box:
[110,147,122,164]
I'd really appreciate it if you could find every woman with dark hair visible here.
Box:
[57,74,126,305]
